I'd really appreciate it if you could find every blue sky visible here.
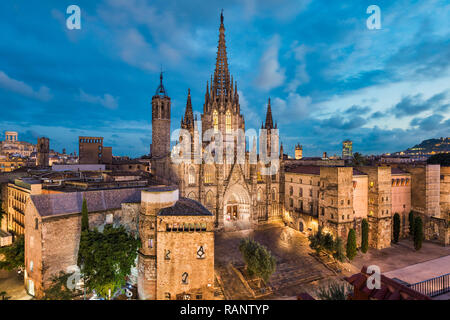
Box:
[0,0,449,157]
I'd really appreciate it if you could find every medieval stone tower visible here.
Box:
[151,73,171,158]
[295,144,303,160]
[36,137,49,167]
[150,73,173,184]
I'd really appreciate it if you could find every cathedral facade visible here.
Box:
[150,13,284,230]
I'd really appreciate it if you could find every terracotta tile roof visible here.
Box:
[30,187,146,218]
[158,197,213,216]
[344,266,431,300]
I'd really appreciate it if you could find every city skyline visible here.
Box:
[0,0,449,157]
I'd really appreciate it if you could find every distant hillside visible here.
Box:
[397,137,450,156]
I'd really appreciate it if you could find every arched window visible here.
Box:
[226,110,232,133]
[206,191,214,208]
[188,167,196,185]
[257,188,263,202]
[213,110,219,131]
[289,186,293,196]
[271,189,276,201]
[204,165,215,184]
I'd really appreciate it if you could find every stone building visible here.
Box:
[36,137,49,167]
[24,186,215,299]
[6,178,42,235]
[391,167,411,236]
[283,163,449,248]
[78,136,112,165]
[150,13,283,231]
[0,131,36,158]
[295,144,303,160]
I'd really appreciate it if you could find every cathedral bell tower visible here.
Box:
[151,72,171,158]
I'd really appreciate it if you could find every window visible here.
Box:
[165,250,171,260]
[182,272,189,284]
[321,207,325,216]
[213,110,219,131]
[106,213,113,224]
[197,246,205,259]
[34,218,38,230]
[148,238,154,248]
[289,198,293,208]
[309,189,312,197]
[188,167,196,184]
[30,260,33,272]
[271,189,276,201]
[226,110,232,133]
[206,191,214,208]
[204,166,214,184]
[289,186,293,196]
[299,188,303,197]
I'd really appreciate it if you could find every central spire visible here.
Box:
[213,11,230,98]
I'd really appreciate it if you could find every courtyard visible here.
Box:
[215,223,450,299]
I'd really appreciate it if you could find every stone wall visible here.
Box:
[25,203,139,298]
[156,215,215,300]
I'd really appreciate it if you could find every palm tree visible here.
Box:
[351,152,366,166]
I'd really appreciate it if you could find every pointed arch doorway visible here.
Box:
[223,184,252,230]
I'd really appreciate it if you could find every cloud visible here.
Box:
[285,41,310,92]
[0,71,52,101]
[344,105,371,115]
[410,114,448,131]
[391,91,450,118]
[272,92,311,123]
[318,115,367,131]
[254,35,285,91]
[79,89,119,109]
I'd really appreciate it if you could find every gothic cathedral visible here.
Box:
[151,13,284,230]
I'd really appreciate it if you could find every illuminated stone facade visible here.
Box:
[24,186,215,299]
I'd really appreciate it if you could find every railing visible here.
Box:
[408,273,450,297]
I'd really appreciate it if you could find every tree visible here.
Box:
[78,225,140,299]
[346,229,357,260]
[0,291,11,300]
[0,199,6,225]
[315,281,350,300]
[0,235,24,271]
[333,237,345,262]
[308,227,325,255]
[41,271,82,300]
[393,213,400,243]
[361,219,369,253]
[81,198,89,232]
[408,211,415,236]
[413,216,423,251]
[351,152,367,166]
[427,153,450,166]
[238,238,276,283]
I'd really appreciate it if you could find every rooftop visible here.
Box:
[158,197,213,216]
[285,165,367,176]
[30,187,146,218]
[345,266,431,300]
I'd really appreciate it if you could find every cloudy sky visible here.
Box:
[0,0,449,157]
